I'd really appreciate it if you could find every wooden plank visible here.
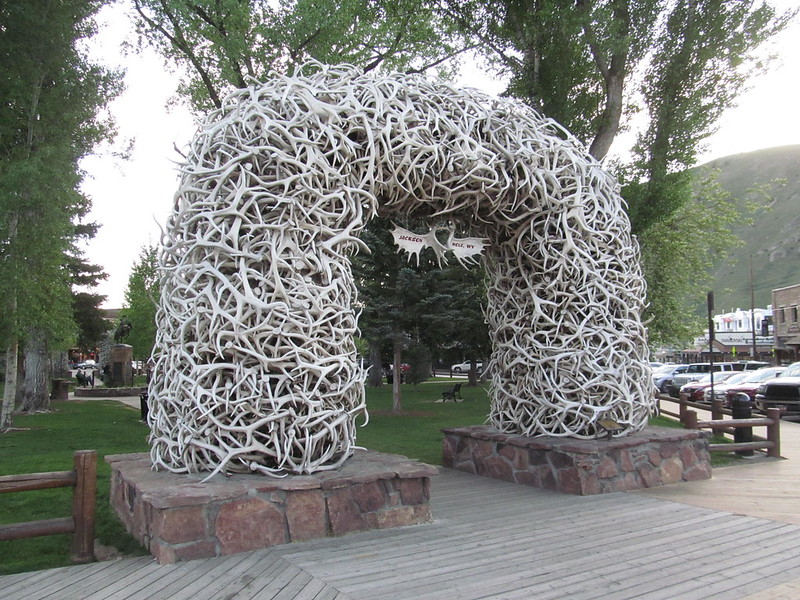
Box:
[0,562,100,598]
[163,551,277,600]
[0,470,75,493]
[228,557,307,600]
[293,501,708,592]
[585,525,800,600]
[295,504,732,586]
[698,418,773,428]
[710,441,773,452]
[120,556,230,600]
[397,517,793,600]
[104,561,205,600]
[68,556,166,600]
[0,516,74,541]
[342,512,770,599]
[1,559,152,600]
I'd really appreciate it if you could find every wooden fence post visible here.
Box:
[679,396,687,425]
[70,450,97,563]
[766,408,781,459]
[711,398,724,422]
[684,410,698,430]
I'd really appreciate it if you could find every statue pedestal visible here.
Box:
[107,450,438,564]
[442,425,711,495]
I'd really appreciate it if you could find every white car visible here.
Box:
[450,361,482,373]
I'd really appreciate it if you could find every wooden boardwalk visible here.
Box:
[4,466,800,600]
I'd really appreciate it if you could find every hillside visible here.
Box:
[694,145,800,312]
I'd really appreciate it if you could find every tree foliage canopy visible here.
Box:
[120,245,160,361]
[132,0,467,112]
[445,0,793,345]
[0,0,121,347]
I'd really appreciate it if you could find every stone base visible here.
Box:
[442,425,711,495]
[107,450,438,564]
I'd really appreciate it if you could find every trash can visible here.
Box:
[50,378,71,400]
[731,392,754,457]
[139,391,149,423]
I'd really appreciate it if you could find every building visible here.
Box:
[773,284,800,364]
[664,306,774,364]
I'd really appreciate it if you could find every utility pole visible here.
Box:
[750,255,757,360]
[708,291,715,400]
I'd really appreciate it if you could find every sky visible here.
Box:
[80,2,800,309]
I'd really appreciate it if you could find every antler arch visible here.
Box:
[148,63,655,478]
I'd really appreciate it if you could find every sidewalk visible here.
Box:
[636,410,800,527]
[636,410,800,600]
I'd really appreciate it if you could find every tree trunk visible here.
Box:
[19,328,52,413]
[367,340,383,387]
[468,359,479,386]
[392,341,402,414]
[1,338,19,430]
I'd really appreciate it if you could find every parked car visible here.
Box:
[74,359,96,370]
[755,362,800,415]
[667,362,739,397]
[701,371,751,404]
[450,361,483,373]
[652,364,688,394]
[705,366,786,406]
[679,371,740,403]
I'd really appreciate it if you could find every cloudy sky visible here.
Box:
[80,2,800,309]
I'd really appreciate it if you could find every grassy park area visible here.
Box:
[0,379,712,575]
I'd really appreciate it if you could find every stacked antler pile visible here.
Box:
[148,63,655,478]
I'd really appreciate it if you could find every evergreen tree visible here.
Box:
[353,218,488,411]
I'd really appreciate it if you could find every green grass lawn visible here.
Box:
[0,379,736,575]
[0,400,152,575]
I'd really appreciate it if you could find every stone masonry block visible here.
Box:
[154,505,206,544]
[215,497,287,555]
[327,487,368,536]
[286,489,328,542]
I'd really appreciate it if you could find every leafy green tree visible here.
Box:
[623,0,791,344]
[120,245,160,362]
[445,0,793,346]
[132,0,467,112]
[0,0,122,426]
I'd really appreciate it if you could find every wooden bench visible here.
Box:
[442,383,463,402]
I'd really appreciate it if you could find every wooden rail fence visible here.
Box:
[657,394,781,458]
[0,450,97,563]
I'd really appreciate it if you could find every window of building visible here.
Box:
[793,306,798,323]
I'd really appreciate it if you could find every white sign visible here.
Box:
[391,224,487,267]
[695,332,772,346]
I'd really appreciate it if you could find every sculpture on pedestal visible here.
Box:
[147,63,656,479]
